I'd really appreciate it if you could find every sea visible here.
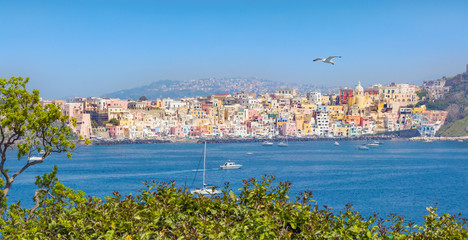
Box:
[5,140,468,224]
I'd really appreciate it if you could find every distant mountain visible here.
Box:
[102,77,338,100]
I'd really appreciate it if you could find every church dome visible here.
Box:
[354,81,364,95]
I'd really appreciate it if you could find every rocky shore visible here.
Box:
[409,136,468,141]
[198,135,393,144]
[91,135,393,146]
[92,139,172,146]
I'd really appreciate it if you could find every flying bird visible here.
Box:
[313,56,342,65]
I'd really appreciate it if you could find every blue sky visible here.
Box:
[1,1,467,99]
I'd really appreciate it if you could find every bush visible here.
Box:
[1,172,467,239]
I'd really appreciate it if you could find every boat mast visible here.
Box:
[203,142,206,187]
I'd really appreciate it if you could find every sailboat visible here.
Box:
[278,136,288,147]
[191,142,221,196]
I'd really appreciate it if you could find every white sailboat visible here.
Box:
[191,142,221,196]
[278,136,288,147]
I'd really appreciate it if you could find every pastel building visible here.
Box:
[170,125,184,138]
[106,125,125,139]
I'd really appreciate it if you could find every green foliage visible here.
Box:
[0,76,88,214]
[91,120,99,128]
[436,116,468,137]
[107,118,120,126]
[416,91,427,100]
[1,173,466,239]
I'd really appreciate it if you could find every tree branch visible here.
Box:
[26,188,54,222]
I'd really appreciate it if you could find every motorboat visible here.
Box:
[28,156,42,163]
[247,152,253,155]
[458,139,463,143]
[372,141,383,145]
[262,141,274,146]
[367,143,379,147]
[220,160,242,170]
[191,142,221,196]
[278,141,288,147]
[334,141,340,146]
[358,145,369,150]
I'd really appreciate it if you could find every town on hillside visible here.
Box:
[42,72,465,142]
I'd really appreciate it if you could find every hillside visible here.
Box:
[426,67,468,137]
[102,77,337,100]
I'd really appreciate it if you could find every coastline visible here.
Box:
[92,135,394,146]
[409,136,468,141]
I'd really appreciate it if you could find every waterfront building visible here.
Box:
[314,111,330,136]
[106,125,125,139]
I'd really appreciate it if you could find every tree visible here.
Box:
[91,120,98,128]
[108,118,120,126]
[0,77,84,212]
[139,96,148,101]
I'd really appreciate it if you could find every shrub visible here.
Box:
[1,172,467,239]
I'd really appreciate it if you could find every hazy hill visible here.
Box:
[102,77,337,100]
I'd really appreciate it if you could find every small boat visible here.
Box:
[424,139,433,143]
[278,141,288,147]
[27,156,42,163]
[262,141,274,146]
[372,141,383,145]
[191,142,221,196]
[358,145,369,150]
[458,139,464,143]
[220,160,242,170]
[367,143,379,147]
[334,141,340,146]
[247,152,253,155]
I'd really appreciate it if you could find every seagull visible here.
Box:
[313,56,342,65]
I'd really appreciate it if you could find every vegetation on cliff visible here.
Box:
[417,71,468,137]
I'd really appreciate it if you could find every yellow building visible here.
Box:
[347,82,374,109]
[303,122,312,134]
[119,119,135,126]
[334,125,350,137]
[330,112,345,121]
[204,124,213,134]
[302,103,317,111]
[327,105,344,113]
[412,105,426,114]
[190,110,206,118]
[295,114,305,132]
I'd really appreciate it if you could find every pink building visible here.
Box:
[361,117,370,128]
[170,125,184,138]
[248,110,259,120]
[280,122,298,136]
[423,110,448,123]
[75,113,92,139]
[107,100,128,110]
[190,126,202,137]
[62,103,92,139]
[106,126,125,138]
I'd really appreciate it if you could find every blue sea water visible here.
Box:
[4,140,468,223]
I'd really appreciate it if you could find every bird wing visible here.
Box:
[325,56,341,61]
[313,58,324,61]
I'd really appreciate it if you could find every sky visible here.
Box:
[1,0,467,99]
